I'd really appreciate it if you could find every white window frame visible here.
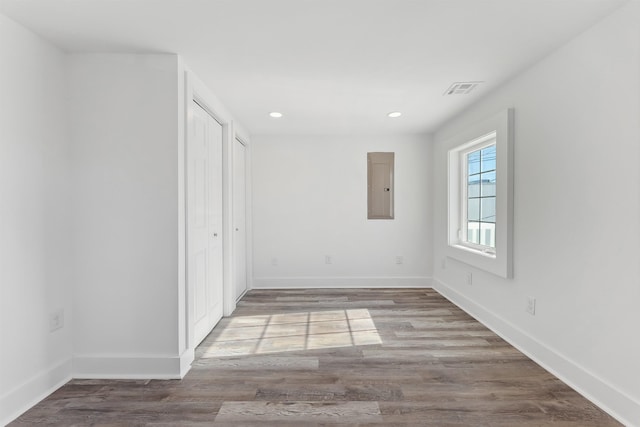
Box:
[447,109,514,278]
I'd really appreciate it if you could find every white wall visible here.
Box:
[0,14,73,424]
[431,2,640,425]
[252,134,432,288]
[69,54,183,377]
[0,21,252,423]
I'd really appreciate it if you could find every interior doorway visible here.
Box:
[233,138,247,300]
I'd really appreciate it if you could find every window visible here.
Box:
[462,136,496,252]
[447,109,513,278]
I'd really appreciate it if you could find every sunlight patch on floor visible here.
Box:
[201,309,382,358]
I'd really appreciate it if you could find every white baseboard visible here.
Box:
[433,277,640,427]
[1,352,194,425]
[179,348,194,379]
[252,276,432,289]
[72,354,186,380]
[0,358,72,426]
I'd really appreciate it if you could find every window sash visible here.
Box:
[460,139,496,253]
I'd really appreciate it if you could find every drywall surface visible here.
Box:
[431,2,640,424]
[252,134,432,288]
[69,54,181,376]
[0,13,73,424]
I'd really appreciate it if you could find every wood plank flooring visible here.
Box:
[11,289,621,426]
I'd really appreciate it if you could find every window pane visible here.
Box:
[481,145,496,172]
[480,196,496,223]
[480,222,496,247]
[468,198,480,221]
[480,170,496,197]
[468,174,480,197]
[467,150,480,175]
[462,141,499,249]
[467,222,480,245]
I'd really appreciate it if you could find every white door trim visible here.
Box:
[233,138,248,301]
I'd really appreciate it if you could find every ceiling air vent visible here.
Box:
[444,81,482,95]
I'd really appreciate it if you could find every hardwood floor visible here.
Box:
[11,289,621,426]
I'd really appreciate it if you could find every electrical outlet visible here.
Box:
[49,309,64,332]
[325,255,332,265]
[270,257,278,266]
[395,256,403,265]
[441,258,447,269]
[526,297,536,315]
[466,272,473,285]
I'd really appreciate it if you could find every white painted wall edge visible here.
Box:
[0,358,72,426]
[433,278,640,427]
[253,276,432,289]
[72,354,187,380]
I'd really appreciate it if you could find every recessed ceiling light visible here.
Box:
[388,111,402,118]
[269,112,283,118]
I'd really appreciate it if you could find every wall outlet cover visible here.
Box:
[49,309,64,332]
[526,297,536,315]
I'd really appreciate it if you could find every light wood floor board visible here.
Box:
[214,401,383,423]
[10,288,621,426]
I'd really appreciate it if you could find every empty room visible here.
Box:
[1,0,639,425]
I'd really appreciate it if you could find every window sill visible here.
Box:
[446,242,510,278]
[451,243,496,259]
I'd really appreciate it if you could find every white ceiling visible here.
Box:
[0,0,627,136]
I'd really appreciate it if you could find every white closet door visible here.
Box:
[233,138,247,300]
[189,101,223,346]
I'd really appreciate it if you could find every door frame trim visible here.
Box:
[232,137,248,301]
